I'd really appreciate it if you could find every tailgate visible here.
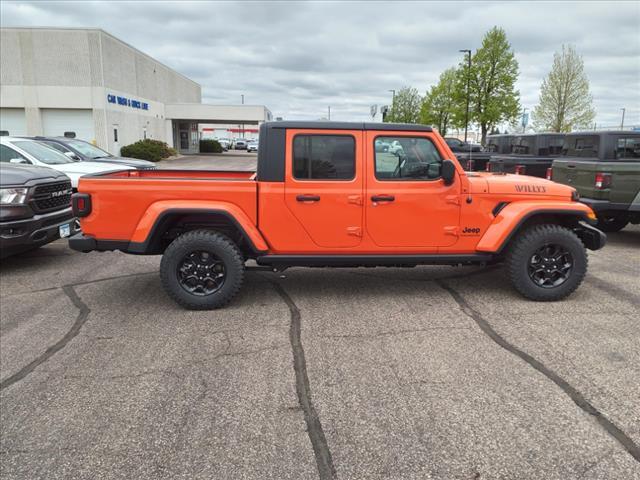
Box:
[551,159,601,198]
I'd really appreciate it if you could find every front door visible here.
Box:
[284,129,364,248]
[365,132,461,249]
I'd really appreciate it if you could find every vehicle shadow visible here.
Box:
[604,228,640,247]
[0,244,74,273]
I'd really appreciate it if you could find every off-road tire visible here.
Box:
[160,230,244,310]
[506,224,587,301]
[596,215,628,233]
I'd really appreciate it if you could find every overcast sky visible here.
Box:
[2,1,639,129]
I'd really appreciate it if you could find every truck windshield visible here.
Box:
[13,140,75,164]
[66,140,112,159]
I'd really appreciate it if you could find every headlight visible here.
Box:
[0,187,28,205]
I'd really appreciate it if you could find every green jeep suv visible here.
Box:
[550,131,640,232]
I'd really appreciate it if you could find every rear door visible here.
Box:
[365,131,460,248]
[284,129,364,248]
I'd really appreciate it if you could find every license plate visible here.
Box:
[59,223,71,238]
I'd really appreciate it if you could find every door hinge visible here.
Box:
[348,195,363,206]
[347,226,362,237]
[445,195,460,206]
[444,226,459,236]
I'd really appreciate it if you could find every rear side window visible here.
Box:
[293,135,355,180]
[562,136,599,157]
[374,136,442,180]
[615,137,640,159]
[0,144,27,163]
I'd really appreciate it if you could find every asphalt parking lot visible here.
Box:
[1,155,639,479]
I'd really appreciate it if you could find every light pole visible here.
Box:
[621,108,626,129]
[521,107,528,133]
[241,95,245,138]
[459,49,471,143]
[328,106,331,121]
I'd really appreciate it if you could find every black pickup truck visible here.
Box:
[456,134,513,171]
[487,133,565,177]
[0,163,77,258]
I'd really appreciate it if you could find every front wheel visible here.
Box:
[506,224,587,301]
[160,230,244,310]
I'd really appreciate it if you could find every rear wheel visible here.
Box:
[506,224,587,301]
[596,215,628,233]
[160,230,244,310]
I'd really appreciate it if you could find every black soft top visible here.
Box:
[262,121,432,132]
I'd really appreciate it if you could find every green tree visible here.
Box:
[385,86,422,123]
[420,68,463,135]
[532,45,595,132]
[456,27,520,144]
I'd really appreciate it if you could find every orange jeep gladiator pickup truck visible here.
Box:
[69,122,605,309]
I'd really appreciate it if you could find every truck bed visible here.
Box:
[77,169,258,242]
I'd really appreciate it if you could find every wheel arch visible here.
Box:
[129,205,269,257]
[476,202,595,254]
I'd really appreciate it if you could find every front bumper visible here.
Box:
[0,207,77,258]
[575,221,606,251]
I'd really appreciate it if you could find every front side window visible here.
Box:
[293,135,355,180]
[12,141,74,164]
[615,137,640,159]
[374,136,442,180]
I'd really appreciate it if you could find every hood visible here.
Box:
[50,161,134,174]
[87,156,156,168]
[0,163,69,186]
[466,172,574,198]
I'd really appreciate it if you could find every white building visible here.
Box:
[0,27,272,154]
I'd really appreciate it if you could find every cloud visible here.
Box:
[1,0,639,126]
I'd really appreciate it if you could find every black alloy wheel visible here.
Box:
[527,244,573,288]
[177,250,226,296]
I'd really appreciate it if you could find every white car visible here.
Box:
[0,137,133,189]
[388,140,405,155]
[247,140,258,152]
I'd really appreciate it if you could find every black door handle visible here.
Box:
[296,195,320,202]
[371,195,395,202]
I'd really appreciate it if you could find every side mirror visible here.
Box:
[442,159,456,185]
[64,151,80,160]
[9,158,28,164]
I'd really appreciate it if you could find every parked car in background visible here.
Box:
[29,136,156,169]
[487,133,565,177]
[234,139,248,150]
[217,139,231,151]
[549,131,640,232]
[0,137,133,189]
[454,134,512,172]
[374,139,390,152]
[388,140,404,155]
[247,140,258,152]
[444,137,482,152]
[0,163,77,258]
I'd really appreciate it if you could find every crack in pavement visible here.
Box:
[437,280,640,464]
[319,326,471,339]
[585,275,640,306]
[0,270,158,297]
[269,280,337,480]
[0,285,90,391]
